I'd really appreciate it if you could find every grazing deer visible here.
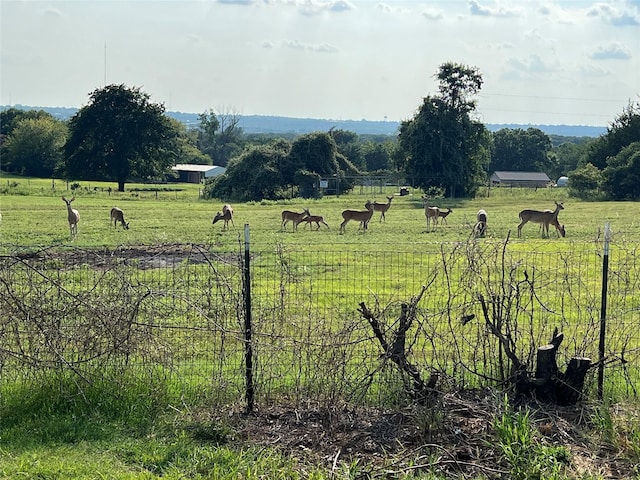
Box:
[212,204,234,231]
[300,214,329,230]
[281,208,310,232]
[340,200,374,233]
[437,208,453,224]
[110,207,129,230]
[62,196,80,238]
[422,196,439,232]
[542,210,566,237]
[517,201,564,238]
[371,196,394,222]
[474,209,487,237]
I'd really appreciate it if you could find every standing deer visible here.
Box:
[300,214,329,230]
[62,196,80,238]
[474,209,487,237]
[542,210,566,237]
[422,196,439,232]
[517,201,564,238]
[212,204,234,230]
[371,196,394,222]
[110,207,130,229]
[281,208,310,232]
[340,200,374,233]
[437,208,453,224]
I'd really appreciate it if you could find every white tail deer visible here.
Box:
[300,214,329,230]
[517,201,564,238]
[213,204,234,230]
[62,196,79,238]
[437,208,453,223]
[474,209,487,237]
[372,196,393,222]
[422,196,439,232]
[281,208,310,232]
[542,210,566,237]
[340,201,374,233]
[110,207,129,230]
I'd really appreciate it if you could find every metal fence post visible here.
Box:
[598,223,611,400]
[243,224,254,412]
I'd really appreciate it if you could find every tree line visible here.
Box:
[1,63,639,200]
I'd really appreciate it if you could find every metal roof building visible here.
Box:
[171,164,226,183]
[489,171,552,188]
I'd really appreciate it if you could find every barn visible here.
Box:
[171,164,226,184]
[490,171,552,188]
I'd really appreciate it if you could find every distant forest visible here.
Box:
[1,105,607,138]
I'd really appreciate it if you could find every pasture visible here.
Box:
[1,174,640,479]
[1,174,637,249]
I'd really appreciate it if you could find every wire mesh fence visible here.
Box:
[1,237,638,409]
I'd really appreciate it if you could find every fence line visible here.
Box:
[0,238,638,408]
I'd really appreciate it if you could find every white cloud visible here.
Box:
[468,0,521,17]
[590,42,633,60]
[586,3,640,26]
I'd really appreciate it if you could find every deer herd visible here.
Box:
[59,195,567,240]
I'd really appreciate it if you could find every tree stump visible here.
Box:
[526,332,592,405]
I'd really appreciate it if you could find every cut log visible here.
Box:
[556,357,592,405]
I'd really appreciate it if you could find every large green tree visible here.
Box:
[2,115,67,177]
[398,62,491,197]
[197,107,244,167]
[490,128,555,174]
[65,84,180,191]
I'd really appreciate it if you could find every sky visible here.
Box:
[1,1,639,127]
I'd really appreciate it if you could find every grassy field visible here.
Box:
[1,173,640,479]
[2,173,639,250]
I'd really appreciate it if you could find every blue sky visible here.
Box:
[1,0,638,126]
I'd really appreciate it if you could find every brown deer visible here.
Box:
[300,214,329,230]
[281,208,310,232]
[437,208,453,224]
[110,207,130,230]
[371,196,393,222]
[212,204,234,230]
[340,201,374,233]
[517,201,564,238]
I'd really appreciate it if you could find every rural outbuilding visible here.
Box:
[171,164,226,184]
[490,171,552,188]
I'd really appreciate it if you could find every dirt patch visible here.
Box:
[194,391,637,479]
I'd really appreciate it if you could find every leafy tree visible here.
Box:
[329,129,364,170]
[553,140,592,179]
[583,102,640,170]
[197,107,244,167]
[602,142,640,200]
[0,107,53,137]
[167,118,210,166]
[490,128,554,174]
[399,63,491,196]
[398,62,490,197]
[2,115,67,177]
[205,132,359,201]
[362,141,391,172]
[65,84,180,192]
[568,162,604,198]
[205,140,289,201]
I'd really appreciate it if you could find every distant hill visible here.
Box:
[2,105,607,138]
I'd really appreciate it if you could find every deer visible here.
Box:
[110,207,130,230]
[422,196,439,232]
[541,210,566,237]
[437,208,453,224]
[300,214,329,230]
[212,204,234,231]
[517,201,564,238]
[371,196,394,222]
[281,208,310,232]
[474,209,487,238]
[340,200,374,233]
[62,196,80,238]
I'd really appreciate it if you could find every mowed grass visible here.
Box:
[2,173,639,250]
